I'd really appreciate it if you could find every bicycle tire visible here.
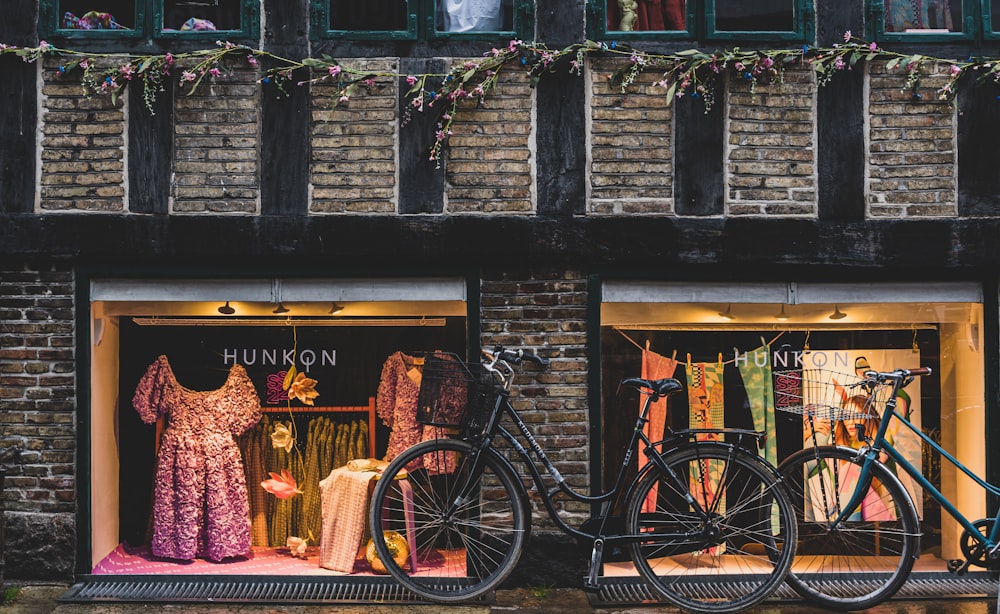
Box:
[367,437,529,603]
[626,442,797,613]
[778,445,920,610]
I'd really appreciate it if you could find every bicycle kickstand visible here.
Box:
[583,538,604,592]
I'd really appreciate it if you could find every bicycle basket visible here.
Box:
[773,368,891,421]
[416,352,496,433]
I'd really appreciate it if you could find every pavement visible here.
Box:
[0,584,996,614]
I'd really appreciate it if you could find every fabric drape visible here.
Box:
[639,349,679,514]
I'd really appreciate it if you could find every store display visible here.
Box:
[637,347,678,514]
[132,355,262,562]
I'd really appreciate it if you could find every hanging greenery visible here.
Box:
[1,33,995,163]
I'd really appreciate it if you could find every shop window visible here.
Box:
[872,0,992,41]
[311,0,532,41]
[87,277,471,577]
[39,0,259,41]
[589,0,813,42]
[600,281,986,568]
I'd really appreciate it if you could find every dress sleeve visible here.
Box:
[227,364,263,436]
[132,355,172,425]
[375,353,398,428]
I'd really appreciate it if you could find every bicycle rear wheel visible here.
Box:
[778,445,920,610]
[626,443,796,613]
[368,438,528,603]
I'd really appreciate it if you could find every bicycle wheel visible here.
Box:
[626,442,796,613]
[778,445,920,610]
[368,437,529,603]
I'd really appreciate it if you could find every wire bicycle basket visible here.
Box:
[417,352,497,435]
[774,368,893,422]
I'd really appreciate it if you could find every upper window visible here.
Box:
[874,1,1000,42]
[39,0,259,41]
[311,0,533,41]
[590,0,813,42]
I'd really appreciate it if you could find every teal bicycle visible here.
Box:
[774,365,998,610]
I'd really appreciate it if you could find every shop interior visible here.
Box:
[600,281,986,574]
[88,277,470,576]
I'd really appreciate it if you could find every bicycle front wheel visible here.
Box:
[368,438,529,603]
[626,443,796,613]
[778,445,920,610]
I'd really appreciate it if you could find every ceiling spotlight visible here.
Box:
[328,302,344,315]
[718,304,735,320]
[272,302,290,314]
[774,304,789,321]
[829,304,847,320]
[217,301,235,315]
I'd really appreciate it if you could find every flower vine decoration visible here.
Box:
[2,33,997,163]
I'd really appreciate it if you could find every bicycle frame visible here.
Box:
[832,376,1000,558]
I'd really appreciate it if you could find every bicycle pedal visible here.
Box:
[947,559,970,575]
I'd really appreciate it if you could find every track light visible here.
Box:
[774,305,789,321]
[217,301,235,315]
[829,304,847,320]
[718,304,735,320]
[272,302,290,314]
[328,302,344,315]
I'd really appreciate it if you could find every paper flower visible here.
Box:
[261,468,302,499]
[286,536,308,559]
[270,423,294,453]
[288,372,319,405]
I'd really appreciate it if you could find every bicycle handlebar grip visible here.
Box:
[907,367,932,376]
[499,348,550,366]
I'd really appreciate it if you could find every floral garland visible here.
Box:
[1,33,996,163]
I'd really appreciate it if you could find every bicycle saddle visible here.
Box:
[621,377,683,398]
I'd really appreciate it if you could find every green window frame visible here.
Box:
[870,0,974,42]
[588,0,814,43]
[310,0,533,42]
[987,0,1000,38]
[39,0,259,41]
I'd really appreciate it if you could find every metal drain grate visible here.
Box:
[589,571,998,607]
[58,575,493,605]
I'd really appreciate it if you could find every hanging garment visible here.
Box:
[685,358,725,513]
[132,355,262,561]
[638,349,679,514]
[737,344,777,469]
[884,0,953,32]
[440,0,502,32]
[318,466,380,572]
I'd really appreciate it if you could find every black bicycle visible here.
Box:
[368,346,796,613]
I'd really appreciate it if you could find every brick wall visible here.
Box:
[867,61,957,218]
[480,271,589,527]
[588,59,674,214]
[310,60,398,214]
[0,263,76,580]
[39,60,126,213]
[727,66,816,216]
[447,67,534,213]
[173,64,260,214]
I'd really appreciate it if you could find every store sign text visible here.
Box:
[222,348,336,372]
[734,349,849,369]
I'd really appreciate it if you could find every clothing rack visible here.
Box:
[261,397,376,457]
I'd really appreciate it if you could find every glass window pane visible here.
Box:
[992,0,1000,32]
[163,0,243,32]
[59,0,134,30]
[606,0,686,32]
[884,0,960,33]
[330,1,409,30]
[436,0,513,32]
[714,0,793,31]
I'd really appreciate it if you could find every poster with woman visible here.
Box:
[800,349,923,519]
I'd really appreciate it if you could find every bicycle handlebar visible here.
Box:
[863,367,932,381]
[497,348,550,366]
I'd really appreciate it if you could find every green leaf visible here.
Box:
[137,56,155,74]
[664,81,677,99]
[886,58,900,71]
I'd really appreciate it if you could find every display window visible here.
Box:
[87,277,471,577]
[600,281,986,574]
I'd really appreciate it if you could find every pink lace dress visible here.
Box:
[132,355,262,561]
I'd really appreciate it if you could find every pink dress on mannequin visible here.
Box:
[132,355,262,561]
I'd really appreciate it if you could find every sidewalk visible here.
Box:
[0,584,996,614]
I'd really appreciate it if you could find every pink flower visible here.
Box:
[328,65,341,77]
[834,57,846,70]
[261,469,303,499]
[165,52,174,66]
[406,75,417,85]
[869,42,878,51]
[38,41,50,51]
[182,70,196,82]
[844,30,852,42]
[247,54,258,67]
[209,67,222,77]
[950,64,962,76]
[362,78,376,87]
[508,39,522,52]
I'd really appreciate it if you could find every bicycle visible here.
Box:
[368,346,796,613]
[774,365,962,610]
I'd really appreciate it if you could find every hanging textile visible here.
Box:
[639,348,679,514]
[607,0,686,31]
[318,466,380,572]
[737,344,777,469]
[685,357,725,517]
[884,0,953,32]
